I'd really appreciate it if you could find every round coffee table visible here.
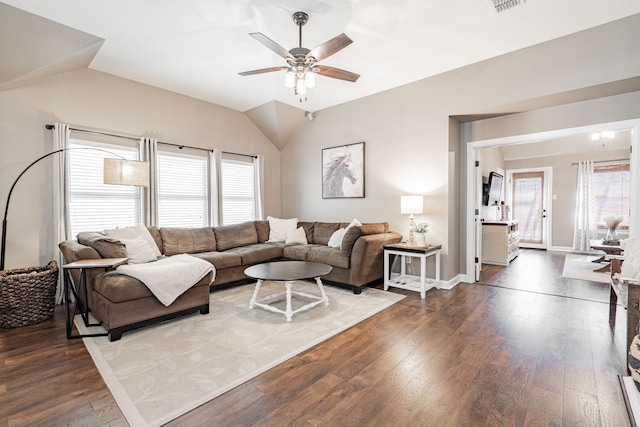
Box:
[244,261,332,321]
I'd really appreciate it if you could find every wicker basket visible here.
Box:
[0,261,59,328]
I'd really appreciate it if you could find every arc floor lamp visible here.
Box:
[1,148,148,271]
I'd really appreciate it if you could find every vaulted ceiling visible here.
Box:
[3,0,640,116]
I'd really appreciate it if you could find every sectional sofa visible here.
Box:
[59,219,402,340]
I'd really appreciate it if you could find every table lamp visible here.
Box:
[401,195,423,245]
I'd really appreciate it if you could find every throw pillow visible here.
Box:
[286,227,308,245]
[77,232,127,258]
[266,216,298,242]
[621,238,640,280]
[119,237,158,264]
[347,218,362,229]
[104,225,162,258]
[328,228,347,248]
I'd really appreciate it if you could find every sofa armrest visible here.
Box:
[349,232,402,287]
[58,240,103,306]
[59,240,101,264]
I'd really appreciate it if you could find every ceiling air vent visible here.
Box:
[489,0,526,13]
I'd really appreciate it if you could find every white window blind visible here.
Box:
[593,163,630,229]
[157,151,208,228]
[221,158,256,225]
[68,141,141,236]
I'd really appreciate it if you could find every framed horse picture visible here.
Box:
[322,142,365,199]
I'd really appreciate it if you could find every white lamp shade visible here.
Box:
[401,195,423,215]
[103,158,149,187]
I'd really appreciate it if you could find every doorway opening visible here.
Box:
[464,119,640,283]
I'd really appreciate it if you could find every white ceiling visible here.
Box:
[3,0,640,113]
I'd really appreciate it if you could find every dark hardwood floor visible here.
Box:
[1,250,631,426]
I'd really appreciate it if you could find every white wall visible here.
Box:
[281,14,640,281]
[0,69,281,269]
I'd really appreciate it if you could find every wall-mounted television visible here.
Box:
[483,171,503,206]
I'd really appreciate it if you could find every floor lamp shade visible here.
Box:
[103,158,149,187]
[1,150,149,271]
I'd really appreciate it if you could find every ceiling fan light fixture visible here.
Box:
[305,69,315,88]
[239,11,359,102]
[296,78,307,95]
[285,69,295,88]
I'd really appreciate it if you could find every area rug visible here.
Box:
[562,253,610,284]
[75,282,405,427]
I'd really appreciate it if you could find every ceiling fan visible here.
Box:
[239,11,360,101]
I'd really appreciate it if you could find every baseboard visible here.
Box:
[438,274,464,290]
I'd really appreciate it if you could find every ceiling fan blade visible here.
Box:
[315,65,360,82]
[249,32,293,60]
[307,33,353,62]
[239,66,287,76]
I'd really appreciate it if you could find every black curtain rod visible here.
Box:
[45,124,256,158]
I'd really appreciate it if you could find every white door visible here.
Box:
[506,168,552,249]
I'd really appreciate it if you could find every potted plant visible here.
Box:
[414,222,429,246]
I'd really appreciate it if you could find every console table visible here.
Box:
[383,243,441,299]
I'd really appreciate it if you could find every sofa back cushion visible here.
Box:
[254,220,270,243]
[214,221,259,251]
[160,227,216,256]
[147,226,164,255]
[340,226,363,254]
[313,222,341,246]
[298,221,315,244]
[360,222,389,235]
[77,232,127,258]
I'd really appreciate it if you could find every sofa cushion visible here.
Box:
[214,221,258,251]
[283,244,315,261]
[104,225,162,258]
[305,246,350,269]
[267,216,298,242]
[313,222,341,246]
[341,226,363,254]
[328,228,347,248]
[254,220,270,243]
[286,227,308,245]
[77,232,127,258]
[360,222,389,235]
[94,272,154,302]
[227,244,284,265]
[190,251,242,270]
[160,227,216,256]
[298,222,315,244]
[147,226,163,255]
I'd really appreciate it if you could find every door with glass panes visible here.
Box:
[507,168,551,249]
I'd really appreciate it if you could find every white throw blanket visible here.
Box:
[117,254,215,306]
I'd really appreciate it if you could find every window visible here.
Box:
[157,151,208,228]
[68,140,141,237]
[593,163,630,229]
[221,157,256,225]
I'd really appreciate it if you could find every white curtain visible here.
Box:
[209,149,223,226]
[140,138,158,226]
[53,123,71,303]
[573,160,597,251]
[253,154,264,220]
